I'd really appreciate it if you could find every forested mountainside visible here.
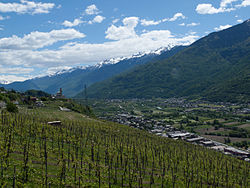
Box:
[84,19,250,103]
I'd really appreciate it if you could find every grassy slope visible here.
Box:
[0,105,249,187]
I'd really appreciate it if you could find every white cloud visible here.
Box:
[141,19,161,26]
[0,64,35,83]
[0,29,198,70]
[112,19,119,24]
[168,13,186,21]
[123,17,139,28]
[0,29,85,50]
[237,19,243,23]
[196,0,250,14]
[139,13,185,27]
[0,15,9,20]
[196,4,233,14]
[85,4,99,15]
[46,66,72,75]
[89,15,105,24]
[236,0,250,7]
[0,75,33,84]
[189,32,197,35]
[179,22,200,27]
[214,24,232,31]
[0,66,33,74]
[187,22,200,27]
[62,18,83,27]
[105,17,139,40]
[220,0,238,7]
[0,0,55,15]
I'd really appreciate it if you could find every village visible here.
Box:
[162,97,250,115]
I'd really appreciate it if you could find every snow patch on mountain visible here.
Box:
[0,80,10,84]
[94,45,174,69]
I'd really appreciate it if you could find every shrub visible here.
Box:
[6,102,18,113]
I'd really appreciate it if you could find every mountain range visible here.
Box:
[0,46,185,97]
[1,19,249,102]
[81,19,250,103]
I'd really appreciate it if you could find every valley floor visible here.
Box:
[87,98,250,159]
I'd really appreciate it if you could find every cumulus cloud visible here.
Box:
[0,29,198,69]
[0,64,35,83]
[220,0,239,7]
[179,22,200,27]
[89,15,105,24]
[196,0,250,14]
[0,15,9,20]
[0,29,85,50]
[196,4,233,14]
[168,13,186,21]
[237,19,243,23]
[139,13,185,27]
[85,4,99,15]
[0,75,33,84]
[189,32,197,35]
[46,66,72,75]
[141,19,161,26]
[105,17,139,40]
[0,66,33,74]
[62,18,83,27]
[112,19,119,24]
[0,0,55,15]
[2,30,197,66]
[214,24,232,31]
[236,0,250,7]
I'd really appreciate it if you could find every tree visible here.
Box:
[224,137,231,144]
[6,102,18,113]
[213,119,219,125]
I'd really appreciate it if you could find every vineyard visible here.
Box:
[0,108,249,187]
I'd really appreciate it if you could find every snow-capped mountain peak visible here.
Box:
[95,45,174,69]
[0,80,10,85]
[48,46,174,77]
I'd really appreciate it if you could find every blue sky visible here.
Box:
[0,0,249,83]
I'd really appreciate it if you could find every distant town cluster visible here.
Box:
[102,113,250,161]
[94,98,250,162]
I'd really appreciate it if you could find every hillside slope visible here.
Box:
[85,19,250,102]
[0,105,249,187]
